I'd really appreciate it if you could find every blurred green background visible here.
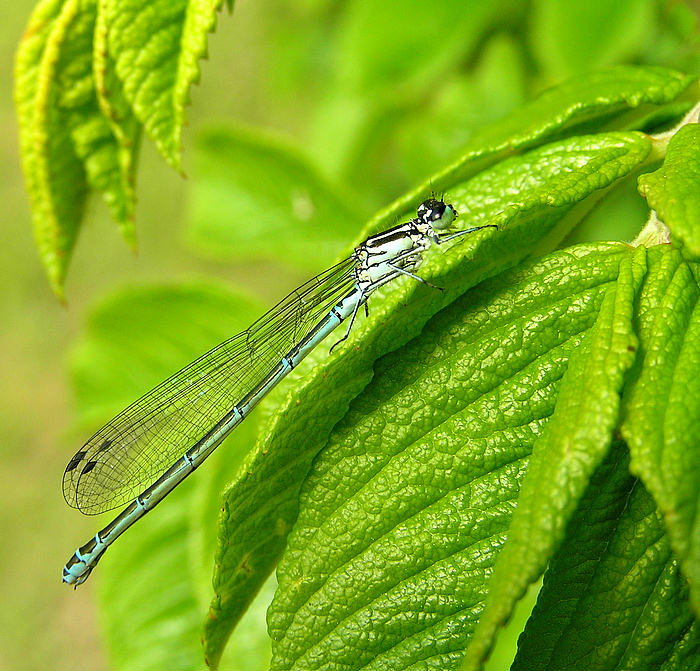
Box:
[3,1,699,669]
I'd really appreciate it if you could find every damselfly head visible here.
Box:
[416,198,458,231]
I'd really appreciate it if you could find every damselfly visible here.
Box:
[62,198,496,586]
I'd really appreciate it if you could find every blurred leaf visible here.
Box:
[71,282,258,425]
[396,33,527,184]
[563,170,650,245]
[644,3,700,80]
[513,442,700,670]
[462,246,646,670]
[69,281,270,671]
[336,0,514,93]
[638,122,700,258]
[622,246,700,614]
[267,243,628,670]
[202,127,653,666]
[309,0,518,183]
[264,2,337,100]
[531,0,656,81]
[185,126,362,271]
[218,575,275,671]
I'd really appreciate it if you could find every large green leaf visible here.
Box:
[513,442,700,670]
[267,243,629,670]
[363,66,693,241]
[622,246,700,614]
[462,246,646,670]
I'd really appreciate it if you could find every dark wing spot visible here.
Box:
[81,460,98,475]
[66,451,87,472]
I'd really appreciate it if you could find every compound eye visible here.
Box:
[430,202,446,221]
[417,198,445,224]
[431,202,457,231]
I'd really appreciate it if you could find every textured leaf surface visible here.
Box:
[202,129,651,666]
[186,126,361,272]
[638,123,700,258]
[267,244,628,671]
[462,246,646,670]
[69,282,268,671]
[621,246,700,614]
[513,442,700,671]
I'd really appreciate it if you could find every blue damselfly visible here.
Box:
[62,199,495,585]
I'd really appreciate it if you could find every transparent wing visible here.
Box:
[63,258,357,515]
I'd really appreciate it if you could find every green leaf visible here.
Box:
[621,246,700,614]
[15,0,228,293]
[101,0,224,170]
[513,441,700,670]
[68,281,267,671]
[311,0,517,181]
[638,123,700,258]
[218,575,275,671]
[185,126,362,271]
[15,0,139,297]
[266,243,629,670]
[56,0,138,245]
[15,0,89,299]
[202,128,652,666]
[72,282,256,424]
[449,132,652,252]
[367,66,692,237]
[315,0,518,182]
[337,0,515,94]
[530,0,655,80]
[462,246,646,671]
[93,0,142,243]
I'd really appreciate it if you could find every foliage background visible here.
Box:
[3,1,700,670]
